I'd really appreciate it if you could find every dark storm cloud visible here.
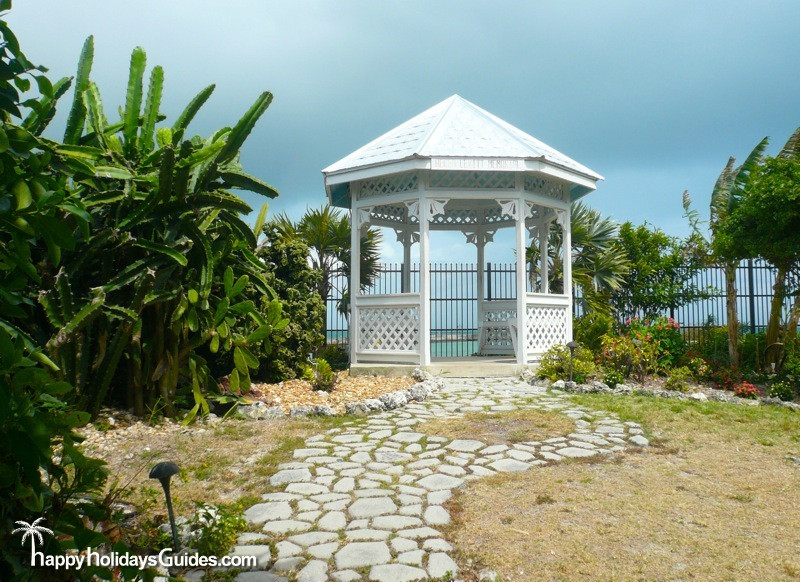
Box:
[9,0,800,257]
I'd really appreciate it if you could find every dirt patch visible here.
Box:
[445,396,800,581]
[248,370,415,413]
[417,409,576,445]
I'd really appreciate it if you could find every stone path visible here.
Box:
[230,377,648,581]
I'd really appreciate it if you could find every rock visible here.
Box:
[318,510,347,531]
[369,563,428,581]
[364,398,386,411]
[416,473,465,490]
[262,519,312,535]
[289,406,314,417]
[689,392,708,402]
[269,468,312,486]
[313,405,336,416]
[405,383,431,401]
[244,501,292,525]
[229,544,272,568]
[345,402,370,415]
[348,497,398,518]
[297,560,328,582]
[488,458,530,472]
[334,541,391,569]
[555,447,598,458]
[552,380,565,389]
[592,381,611,392]
[427,552,459,578]
[288,531,338,547]
[479,568,500,581]
[380,391,408,410]
[239,401,284,420]
[446,439,485,452]
[411,368,432,382]
[423,505,451,526]
[629,435,649,447]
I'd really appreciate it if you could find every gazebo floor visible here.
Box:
[351,357,530,378]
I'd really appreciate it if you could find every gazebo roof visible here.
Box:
[323,95,603,208]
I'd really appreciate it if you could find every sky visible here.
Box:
[8,1,800,263]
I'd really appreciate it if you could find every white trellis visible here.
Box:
[322,95,603,368]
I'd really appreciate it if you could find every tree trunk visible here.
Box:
[765,265,788,369]
[784,293,800,365]
[724,263,739,367]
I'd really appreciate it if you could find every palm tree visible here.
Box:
[13,518,53,558]
[528,202,629,315]
[684,137,768,367]
[270,205,382,342]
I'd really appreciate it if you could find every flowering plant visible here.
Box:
[733,381,759,399]
[620,317,686,370]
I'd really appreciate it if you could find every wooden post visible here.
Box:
[402,233,411,294]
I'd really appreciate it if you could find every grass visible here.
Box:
[444,395,800,581]
[416,408,576,444]
[91,415,362,521]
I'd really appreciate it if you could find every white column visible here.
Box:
[402,234,411,294]
[350,208,361,364]
[539,220,550,294]
[418,193,431,366]
[515,199,527,365]
[562,206,573,341]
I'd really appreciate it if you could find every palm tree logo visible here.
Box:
[13,517,54,560]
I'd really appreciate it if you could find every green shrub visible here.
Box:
[191,502,246,556]
[537,344,597,383]
[664,366,693,392]
[574,312,615,354]
[622,317,687,370]
[317,344,349,371]
[599,333,658,383]
[601,367,625,388]
[768,381,795,402]
[313,358,336,391]
[251,229,325,381]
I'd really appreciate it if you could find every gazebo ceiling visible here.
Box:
[323,95,603,209]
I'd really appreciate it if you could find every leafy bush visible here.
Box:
[734,381,760,399]
[686,356,710,380]
[709,365,743,391]
[664,366,693,392]
[601,366,625,388]
[191,502,245,556]
[317,344,349,371]
[313,358,336,391]
[537,344,597,383]
[768,381,795,402]
[251,228,325,381]
[621,317,686,370]
[599,334,658,383]
[697,326,767,371]
[574,312,615,354]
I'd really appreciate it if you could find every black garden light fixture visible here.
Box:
[149,461,181,550]
[566,340,580,382]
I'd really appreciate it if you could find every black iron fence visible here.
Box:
[326,259,794,356]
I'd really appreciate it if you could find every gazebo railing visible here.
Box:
[354,293,421,363]
[525,293,569,360]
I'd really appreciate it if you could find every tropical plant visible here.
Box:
[271,205,382,340]
[683,137,770,367]
[664,366,693,392]
[250,224,325,381]
[537,343,597,383]
[527,202,629,315]
[312,358,336,391]
[32,38,283,420]
[573,312,615,354]
[717,140,800,367]
[734,381,759,399]
[768,381,795,402]
[610,222,707,320]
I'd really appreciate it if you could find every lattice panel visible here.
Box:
[358,306,420,351]
[430,207,479,226]
[524,175,566,201]
[358,172,418,200]
[369,204,413,224]
[430,171,516,190]
[482,308,517,349]
[484,206,513,223]
[525,305,567,353]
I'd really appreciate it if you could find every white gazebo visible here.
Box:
[323,95,602,370]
